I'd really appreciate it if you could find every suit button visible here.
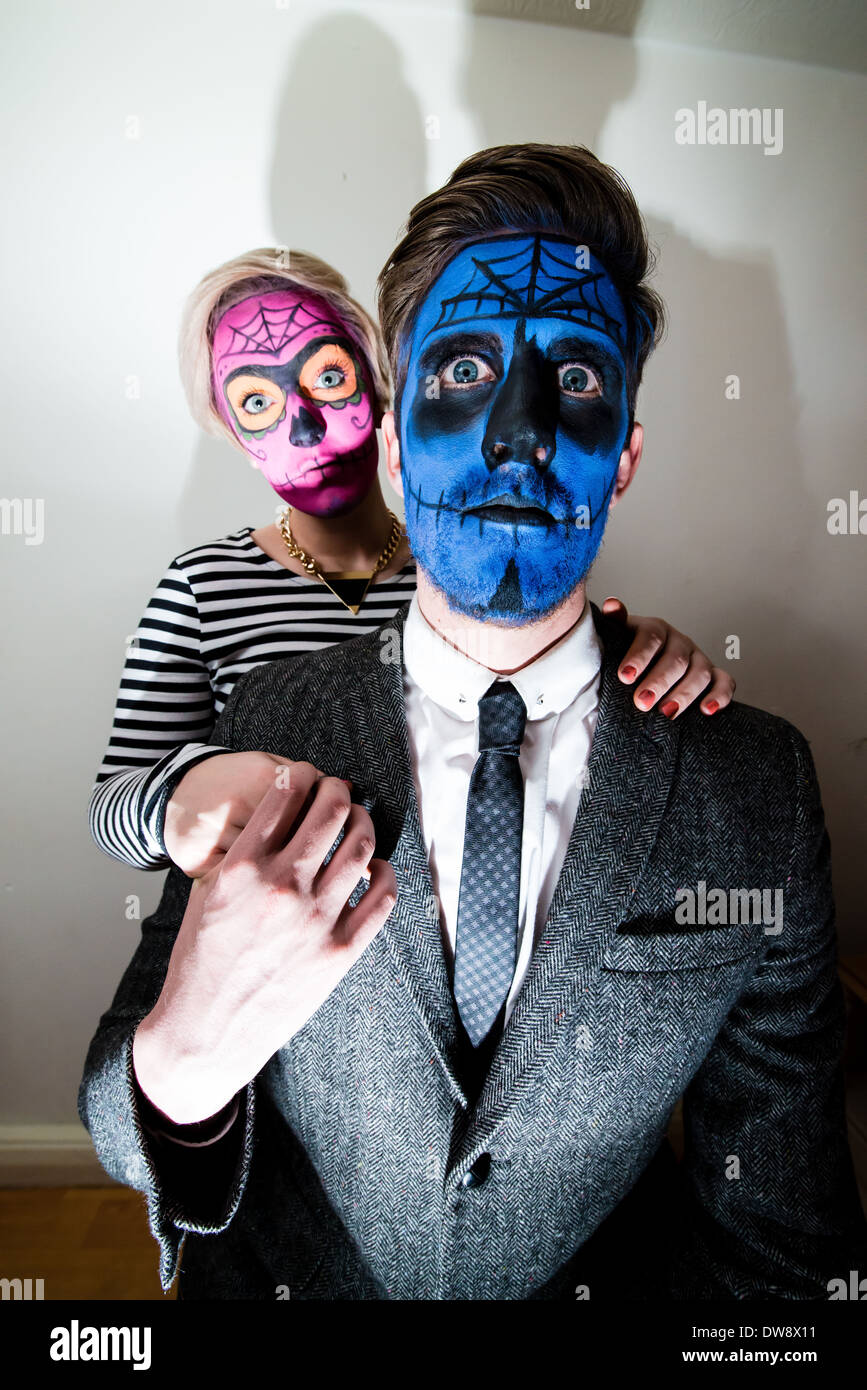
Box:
[460,1153,491,1188]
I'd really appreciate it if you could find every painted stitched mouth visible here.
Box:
[277,438,377,489]
[464,493,554,527]
[403,473,617,531]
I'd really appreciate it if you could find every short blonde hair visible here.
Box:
[178,247,391,452]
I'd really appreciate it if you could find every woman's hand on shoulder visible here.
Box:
[601,596,735,720]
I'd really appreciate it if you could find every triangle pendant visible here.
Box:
[318,570,376,616]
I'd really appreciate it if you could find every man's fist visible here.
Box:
[134,763,397,1123]
[164,750,297,876]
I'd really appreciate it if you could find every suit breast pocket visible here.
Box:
[601,920,766,973]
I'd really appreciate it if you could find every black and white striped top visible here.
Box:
[89,527,417,869]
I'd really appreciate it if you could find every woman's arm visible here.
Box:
[88,560,231,870]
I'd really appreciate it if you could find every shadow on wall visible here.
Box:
[176,0,860,946]
[459,1,860,949]
[175,12,424,546]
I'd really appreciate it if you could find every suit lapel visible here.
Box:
[455,607,682,1159]
[345,608,466,1104]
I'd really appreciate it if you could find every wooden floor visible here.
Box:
[0,1187,176,1300]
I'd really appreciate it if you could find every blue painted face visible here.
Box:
[397,232,631,623]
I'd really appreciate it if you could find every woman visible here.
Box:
[89,247,733,877]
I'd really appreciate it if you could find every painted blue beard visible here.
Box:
[401,448,618,624]
[397,232,632,624]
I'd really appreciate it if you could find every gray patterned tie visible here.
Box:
[453,680,527,1047]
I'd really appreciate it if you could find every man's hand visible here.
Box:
[602,596,735,719]
[164,751,299,877]
[133,763,396,1124]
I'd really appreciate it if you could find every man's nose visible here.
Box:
[289,405,326,448]
[481,338,557,472]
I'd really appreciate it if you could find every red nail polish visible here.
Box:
[704,700,719,715]
[621,665,637,680]
[660,700,678,719]
[637,689,655,707]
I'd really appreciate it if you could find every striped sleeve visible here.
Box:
[87,559,231,870]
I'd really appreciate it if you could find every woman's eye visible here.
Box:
[241,391,274,414]
[558,363,601,397]
[440,355,495,389]
[227,375,286,430]
[299,345,357,401]
[314,367,345,390]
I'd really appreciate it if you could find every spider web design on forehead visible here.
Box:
[220,300,340,358]
[427,235,627,351]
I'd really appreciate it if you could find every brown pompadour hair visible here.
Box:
[376,143,665,428]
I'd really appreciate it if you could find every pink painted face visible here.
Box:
[211,289,380,516]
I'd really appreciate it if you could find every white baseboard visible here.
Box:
[0,1125,117,1188]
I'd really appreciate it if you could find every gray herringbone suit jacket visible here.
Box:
[79,604,867,1300]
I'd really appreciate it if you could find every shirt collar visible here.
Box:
[403,591,602,722]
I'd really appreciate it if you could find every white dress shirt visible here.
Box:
[402,592,603,1024]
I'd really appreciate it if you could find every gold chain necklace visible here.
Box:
[278,507,404,615]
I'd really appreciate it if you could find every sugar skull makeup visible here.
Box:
[211,290,379,516]
[397,233,632,623]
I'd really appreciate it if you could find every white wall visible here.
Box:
[1,0,864,1131]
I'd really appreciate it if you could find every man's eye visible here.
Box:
[558,363,602,397]
[439,355,495,389]
[241,391,275,414]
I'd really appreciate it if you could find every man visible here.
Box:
[80,144,867,1300]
